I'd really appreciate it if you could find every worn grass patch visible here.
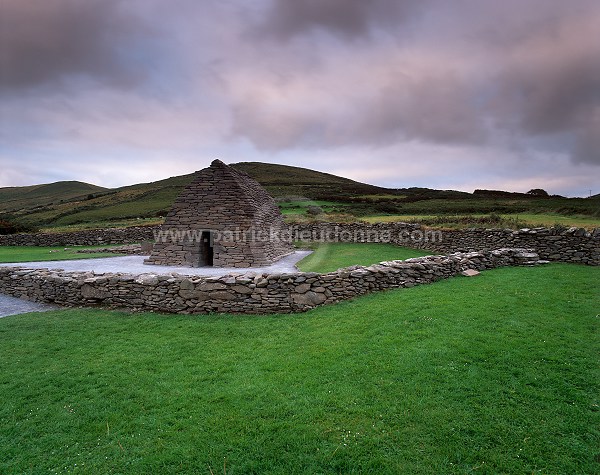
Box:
[0,245,123,263]
[0,264,598,474]
[296,242,431,273]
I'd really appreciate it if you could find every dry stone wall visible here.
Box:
[0,248,544,314]
[75,244,147,255]
[0,223,597,265]
[409,226,600,265]
[291,223,600,266]
[0,226,155,247]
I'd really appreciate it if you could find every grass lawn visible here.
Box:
[296,242,431,273]
[0,263,598,474]
[0,245,123,263]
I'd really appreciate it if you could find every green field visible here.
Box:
[389,196,600,216]
[0,246,122,263]
[39,218,163,234]
[364,213,600,229]
[278,200,340,215]
[296,242,431,273]
[1,263,598,474]
[498,213,600,229]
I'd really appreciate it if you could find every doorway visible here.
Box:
[199,231,214,266]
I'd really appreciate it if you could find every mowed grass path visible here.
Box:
[0,264,598,474]
[0,245,122,263]
[296,242,431,272]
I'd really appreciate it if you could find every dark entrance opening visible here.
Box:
[199,231,214,266]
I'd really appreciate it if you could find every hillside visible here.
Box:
[0,162,392,228]
[0,181,108,214]
[0,162,598,231]
[233,162,391,200]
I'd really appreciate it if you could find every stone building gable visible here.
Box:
[164,161,261,227]
[144,159,293,267]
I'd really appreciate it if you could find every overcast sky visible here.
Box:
[1,0,598,196]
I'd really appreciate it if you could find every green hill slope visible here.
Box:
[233,162,391,200]
[0,162,598,230]
[0,163,391,228]
[0,181,108,214]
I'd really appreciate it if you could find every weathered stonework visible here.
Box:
[291,223,600,266]
[76,244,147,255]
[144,160,293,267]
[0,226,155,247]
[407,226,600,266]
[0,223,597,265]
[0,249,547,314]
[2,222,595,314]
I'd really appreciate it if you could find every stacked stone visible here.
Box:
[0,248,546,314]
[0,226,155,247]
[290,222,421,243]
[75,244,147,255]
[145,159,293,267]
[404,226,600,266]
[1,222,597,266]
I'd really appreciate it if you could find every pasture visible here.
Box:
[1,261,597,474]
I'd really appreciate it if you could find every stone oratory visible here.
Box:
[145,159,293,267]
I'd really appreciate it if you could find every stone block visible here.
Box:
[80,284,112,300]
[295,283,311,294]
[198,282,227,291]
[231,285,253,295]
[292,291,327,306]
[460,269,480,277]
[210,291,236,301]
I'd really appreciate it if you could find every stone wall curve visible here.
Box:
[0,248,546,314]
[0,223,597,265]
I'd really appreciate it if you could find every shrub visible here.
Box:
[0,218,38,234]
[527,188,550,197]
[306,205,324,216]
[372,202,402,214]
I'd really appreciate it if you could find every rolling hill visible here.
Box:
[0,163,394,228]
[0,162,598,230]
[0,181,108,214]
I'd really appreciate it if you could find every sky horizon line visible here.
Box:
[1,0,598,198]
[1,158,595,199]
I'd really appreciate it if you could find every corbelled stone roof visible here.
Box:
[145,159,293,267]
[163,159,281,227]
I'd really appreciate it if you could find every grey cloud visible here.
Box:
[231,71,485,151]
[362,74,487,145]
[573,117,600,165]
[233,0,600,166]
[491,9,600,164]
[257,0,423,40]
[228,30,489,150]
[0,0,151,92]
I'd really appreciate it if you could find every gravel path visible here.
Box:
[0,251,312,277]
[0,251,312,317]
[0,294,58,318]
